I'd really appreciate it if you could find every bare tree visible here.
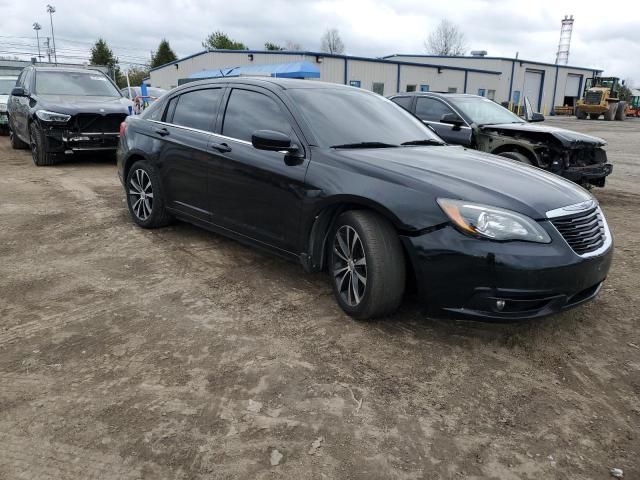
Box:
[285,40,304,51]
[425,19,467,56]
[320,28,345,54]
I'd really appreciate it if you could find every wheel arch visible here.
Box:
[122,150,150,183]
[489,144,538,165]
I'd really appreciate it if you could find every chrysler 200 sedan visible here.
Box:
[117,78,613,320]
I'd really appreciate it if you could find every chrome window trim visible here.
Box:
[545,200,612,258]
[423,119,472,130]
[147,119,251,145]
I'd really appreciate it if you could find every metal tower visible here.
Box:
[555,15,574,65]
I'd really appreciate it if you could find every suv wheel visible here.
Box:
[329,210,405,319]
[30,123,60,166]
[9,127,29,150]
[126,160,172,228]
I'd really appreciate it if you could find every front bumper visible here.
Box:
[41,126,120,153]
[402,222,613,320]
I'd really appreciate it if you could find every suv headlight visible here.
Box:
[35,110,71,123]
[437,198,551,243]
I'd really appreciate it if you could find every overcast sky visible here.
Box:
[1,0,638,83]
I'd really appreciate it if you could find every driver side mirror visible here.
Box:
[10,87,27,97]
[252,130,303,164]
[530,112,545,122]
[440,112,465,129]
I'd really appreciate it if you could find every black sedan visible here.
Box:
[117,78,613,320]
[389,92,612,188]
[7,66,131,165]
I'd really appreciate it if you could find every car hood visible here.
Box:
[333,145,592,220]
[34,95,133,115]
[479,122,606,147]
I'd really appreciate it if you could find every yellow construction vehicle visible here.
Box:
[575,76,627,121]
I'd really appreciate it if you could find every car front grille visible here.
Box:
[71,113,127,133]
[585,91,602,105]
[551,206,607,255]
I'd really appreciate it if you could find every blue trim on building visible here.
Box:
[396,64,401,92]
[343,57,347,85]
[578,74,584,100]
[382,53,603,73]
[508,60,515,103]
[463,71,468,93]
[149,49,502,75]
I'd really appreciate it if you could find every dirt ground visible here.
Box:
[0,116,638,480]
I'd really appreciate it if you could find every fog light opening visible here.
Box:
[495,299,506,311]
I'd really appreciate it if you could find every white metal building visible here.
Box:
[149,50,602,114]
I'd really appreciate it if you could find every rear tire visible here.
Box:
[576,108,587,120]
[589,113,600,120]
[126,160,173,228]
[328,210,405,320]
[603,102,616,121]
[497,151,533,165]
[30,123,61,166]
[9,126,29,149]
[615,101,626,121]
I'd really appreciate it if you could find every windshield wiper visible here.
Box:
[330,141,399,149]
[401,139,445,146]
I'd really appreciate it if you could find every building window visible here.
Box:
[448,87,458,93]
[420,84,430,92]
[406,84,416,92]
[349,80,361,88]
[478,88,486,97]
[487,89,496,101]
[372,82,384,95]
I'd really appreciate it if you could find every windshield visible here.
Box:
[288,88,443,147]
[35,71,121,97]
[0,78,17,95]
[449,96,524,126]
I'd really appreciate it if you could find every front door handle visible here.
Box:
[155,127,170,137]
[211,142,232,153]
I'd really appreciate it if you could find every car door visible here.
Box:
[414,96,472,146]
[10,69,32,141]
[208,86,309,254]
[153,87,224,222]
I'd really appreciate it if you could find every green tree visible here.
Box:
[202,31,247,50]
[264,42,284,51]
[90,38,123,84]
[151,39,177,68]
[124,66,150,87]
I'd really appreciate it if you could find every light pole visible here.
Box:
[33,22,42,61]
[46,4,57,65]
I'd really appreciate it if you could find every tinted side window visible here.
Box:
[415,97,454,122]
[391,96,412,111]
[23,69,34,92]
[222,89,293,142]
[170,88,222,132]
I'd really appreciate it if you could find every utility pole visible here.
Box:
[33,22,42,61]
[45,37,51,63]
[46,4,57,65]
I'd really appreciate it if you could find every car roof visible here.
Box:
[178,76,356,92]
[27,66,108,75]
[389,92,483,100]
[0,75,18,79]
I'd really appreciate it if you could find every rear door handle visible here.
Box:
[211,142,232,153]
[155,127,170,137]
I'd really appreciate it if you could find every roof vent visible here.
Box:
[470,50,488,57]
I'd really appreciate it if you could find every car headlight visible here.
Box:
[35,110,71,123]
[437,198,551,243]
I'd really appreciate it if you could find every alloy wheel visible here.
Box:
[129,169,153,221]
[332,225,367,307]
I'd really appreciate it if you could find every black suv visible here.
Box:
[7,66,131,165]
[117,78,612,320]
[389,92,612,188]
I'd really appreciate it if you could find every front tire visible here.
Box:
[603,102,616,121]
[126,160,172,228]
[497,151,533,165]
[329,210,405,319]
[615,101,626,121]
[30,123,60,166]
[576,108,587,120]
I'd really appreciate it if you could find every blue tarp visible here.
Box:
[187,61,320,80]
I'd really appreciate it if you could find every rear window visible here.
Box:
[391,96,412,111]
[35,71,120,96]
[170,88,222,132]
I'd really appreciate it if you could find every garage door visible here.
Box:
[565,74,582,97]
[523,70,543,110]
